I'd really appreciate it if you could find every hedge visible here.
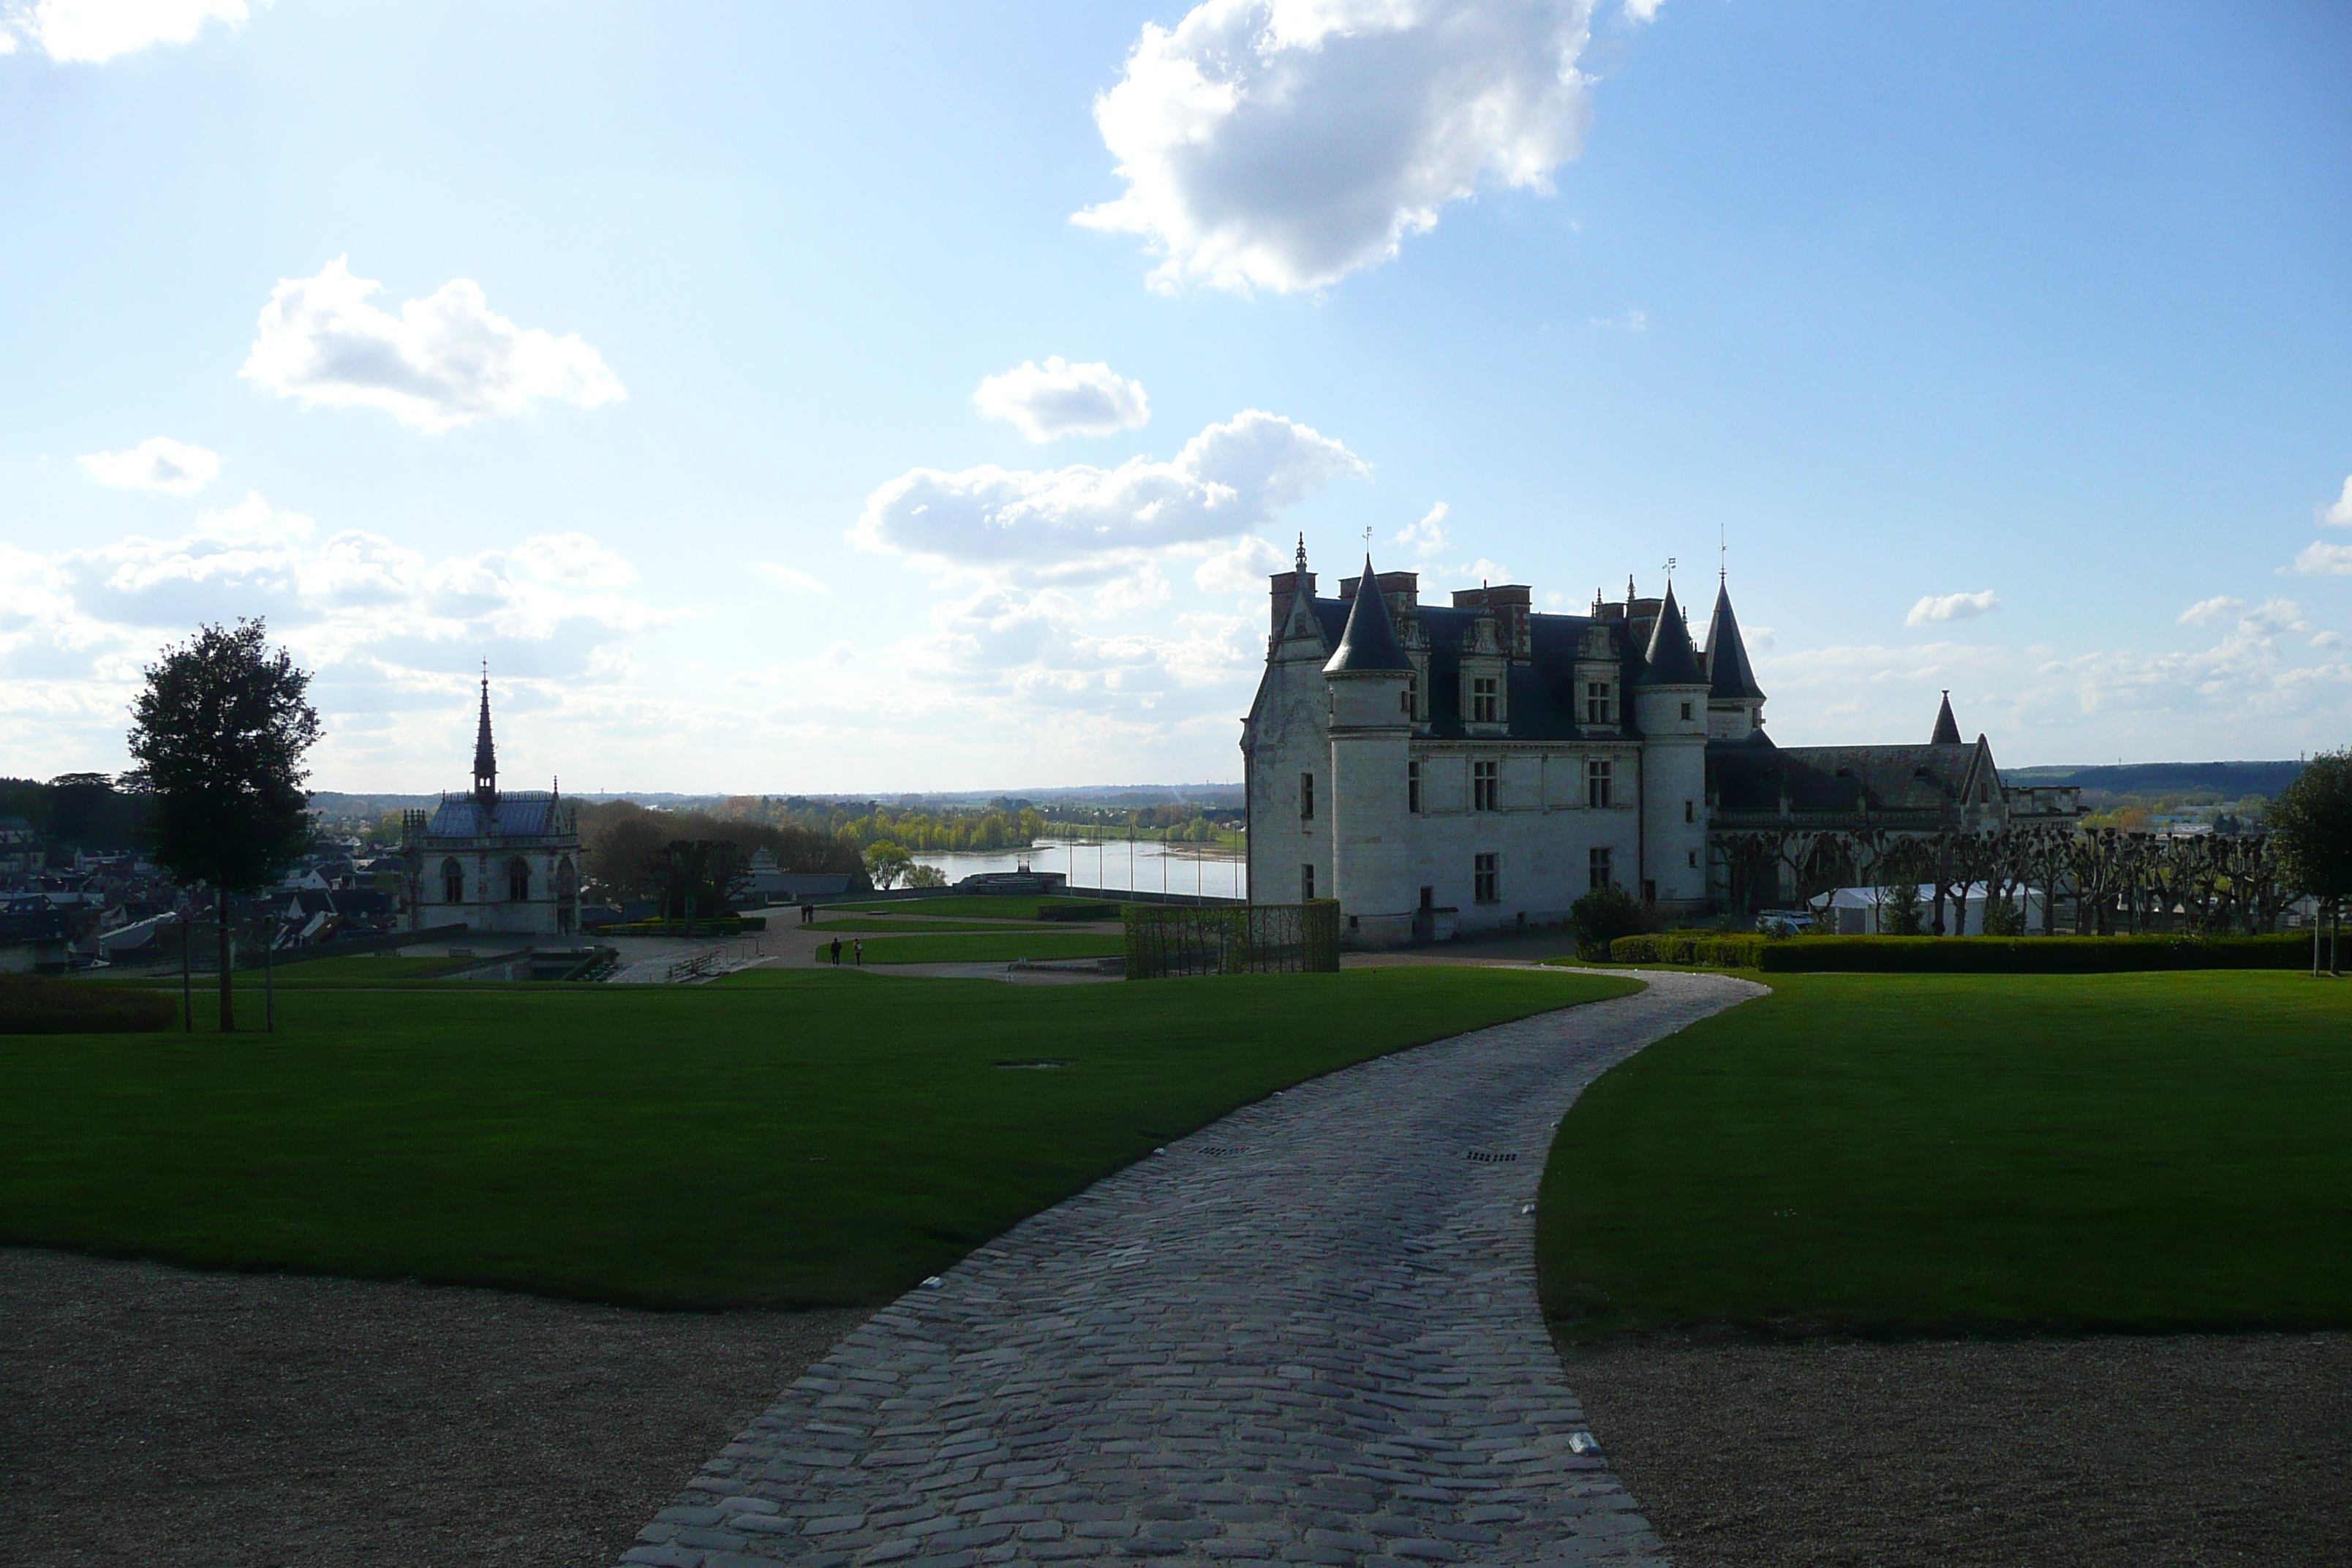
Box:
[0,975,178,1033]
[1608,932,2315,973]
[1606,933,1768,968]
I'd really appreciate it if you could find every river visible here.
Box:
[911,837,1248,900]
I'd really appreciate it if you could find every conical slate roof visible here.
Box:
[1639,583,1706,685]
[1931,690,1962,745]
[1705,581,1765,701]
[1323,556,1412,675]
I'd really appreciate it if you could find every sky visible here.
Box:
[3,0,2348,794]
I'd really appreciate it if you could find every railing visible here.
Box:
[1123,900,1340,980]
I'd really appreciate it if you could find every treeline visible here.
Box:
[0,774,150,851]
[696,796,1047,855]
[575,801,862,900]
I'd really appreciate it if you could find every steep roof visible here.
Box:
[424,794,574,843]
[1931,690,1962,745]
[1322,555,1413,675]
[1703,581,1765,701]
[1638,583,1706,686]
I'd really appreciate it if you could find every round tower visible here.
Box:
[1322,555,1415,947]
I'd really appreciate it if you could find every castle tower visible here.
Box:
[1634,581,1711,911]
[1322,553,1415,947]
[1702,578,1767,741]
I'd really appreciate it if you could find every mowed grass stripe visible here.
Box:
[4,967,1635,1309]
[1539,971,2352,1339]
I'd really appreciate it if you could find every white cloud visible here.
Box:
[4,0,260,63]
[750,562,829,594]
[1621,0,1663,21]
[1194,535,1286,595]
[240,257,626,434]
[1395,502,1450,559]
[2239,597,2309,636]
[78,436,221,496]
[2313,630,2345,652]
[973,357,1150,442]
[853,409,1366,579]
[1906,589,1999,627]
[2293,541,2352,576]
[1589,307,1648,332]
[2177,595,2244,626]
[1075,0,1597,293]
[2324,475,2352,527]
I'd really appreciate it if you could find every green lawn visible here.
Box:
[810,932,1125,965]
[4,966,1635,1308]
[1539,970,2352,1340]
[92,954,477,987]
[807,917,1071,933]
[832,896,1117,921]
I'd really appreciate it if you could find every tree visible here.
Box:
[905,863,949,889]
[864,840,914,890]
[2269,750,2352,975]
[650,840,750,922]
[125,620,321,1031]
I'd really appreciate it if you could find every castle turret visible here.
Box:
[1702,579,1767,741]
[1635,582,1710,910]
[1931,690,1962,745]
[1322,553,1414,947]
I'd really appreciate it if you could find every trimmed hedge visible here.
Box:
[1608,932,2315,973]
[1607,933,1768,968]
[0,976,177,1033]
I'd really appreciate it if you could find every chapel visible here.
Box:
[403,675,581,935]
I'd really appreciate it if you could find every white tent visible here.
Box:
[1808,883,2044,936]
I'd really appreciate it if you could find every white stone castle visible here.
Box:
[403,675,583,935]
[1240,543,2074,945]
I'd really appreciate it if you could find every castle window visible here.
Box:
[506,856,531,902]
[1586,759,1613,809]
[1680,701,1693,722]
[1586,682,1613,725]
[1588,847,1613,892]
[1404,674,1419,719]
[1687,849,1699,869]
[1300,772,1315,821]
[1473,760,1499,812]
[1684,799,1695,824]
[440,858,463,905]
[1474,853,1499,904]
[1471,676,1498,723]
[1301,864,1316,902]
[1408,760,1422,814]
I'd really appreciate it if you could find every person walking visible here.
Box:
[853,938,864,966]
[829,936,842,966]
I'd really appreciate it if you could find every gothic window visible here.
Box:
[1473,760,1499,812]
[1586,682,1613,725]
[1471,676,1499,723]
[1587,759,1613,809]
[1588,847,1613,892]
[1301,863,1316,902]
[506,856,531,902]
[1300,772,1315,821]
[440,858,464,905]
[1407,760,1422,815]
[1474,853,1499,904]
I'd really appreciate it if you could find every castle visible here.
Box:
[402,676,582,935]
[1240,546,2077,944]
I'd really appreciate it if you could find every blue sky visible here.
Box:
[4,0,2348,792]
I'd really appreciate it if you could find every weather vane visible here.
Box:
[1662,556,1676,581]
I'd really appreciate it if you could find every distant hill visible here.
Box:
[2003,761,2302,800]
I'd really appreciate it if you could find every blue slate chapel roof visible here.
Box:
[424,794,568,840]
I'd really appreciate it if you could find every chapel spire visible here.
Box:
[472,665,498,803]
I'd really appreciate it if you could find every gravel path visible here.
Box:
[0,1248,864,1568]
[622,970,1763,1568]
[1561,1333,2352,1567]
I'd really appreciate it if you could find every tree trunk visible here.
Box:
[216,903,234,1033]
[2332,900,2340,979]
[181,913,192,1033]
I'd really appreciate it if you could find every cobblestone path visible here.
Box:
[620,970,1762,1568]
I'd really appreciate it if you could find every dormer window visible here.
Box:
[1472,677,1498,723]
[1586,682,1613,725]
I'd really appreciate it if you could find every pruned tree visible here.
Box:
[125,619,321,1031]
[651,839,750,922]
[2269,750,2352,974]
